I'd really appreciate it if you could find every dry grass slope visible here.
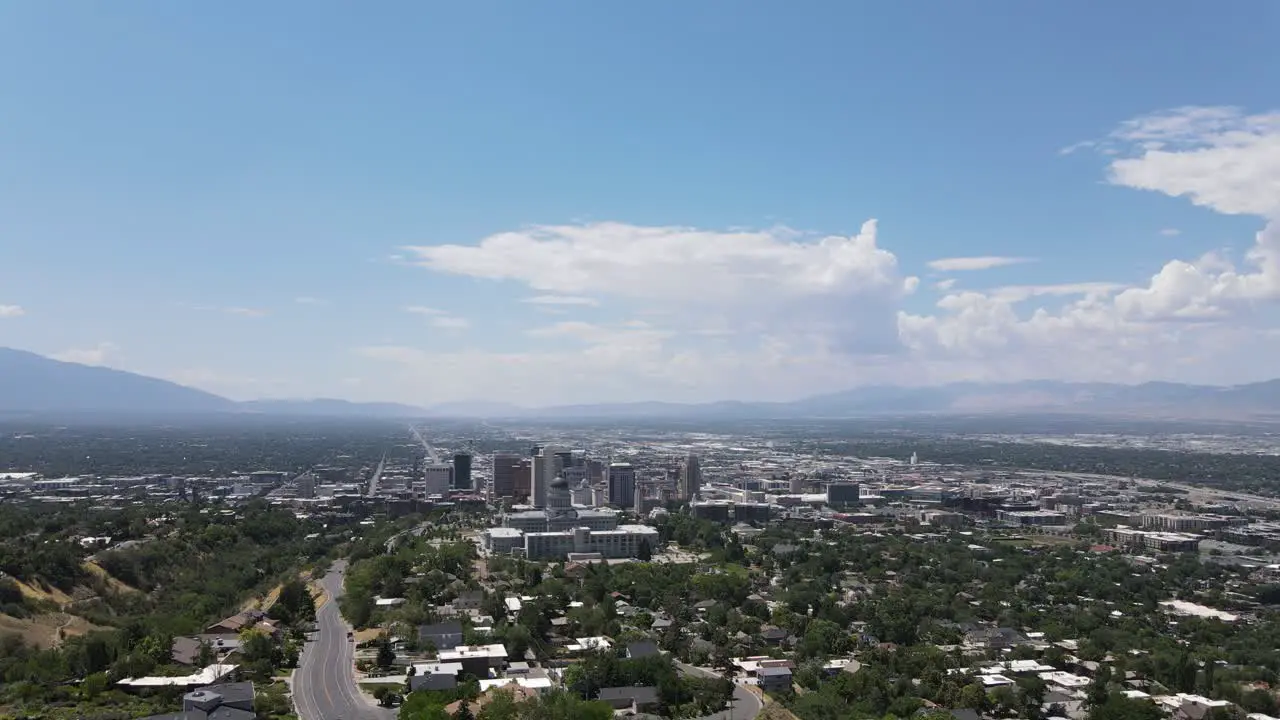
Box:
[81,560,141,595]
[0,611,104,650]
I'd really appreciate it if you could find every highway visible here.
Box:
[366,452,387,497]
[675,661,764,720]
[293,561,395,720]
[410,425,440,464]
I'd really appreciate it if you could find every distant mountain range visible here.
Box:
[4,346,1280,420]
[0,347,233,414]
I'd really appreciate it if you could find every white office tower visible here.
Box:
[531,445,560,508]
[910,452,918,466]
[679,453,702,501]
[422,464,452,497]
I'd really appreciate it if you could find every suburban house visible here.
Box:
[964,626,1028,649]
[409,661,464,692]
[598,686,661,713]
[171,637,205,666]
[626,640,660,659]
[756,665,794,693]
[418,621,464,651]
[444,682,538,716]
[410,673,459,692]
[171,636,245,666]
[438,644,509,678]
[138,682,255,720]
[204,610,266,636]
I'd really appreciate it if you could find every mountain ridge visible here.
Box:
[4,346,1280,420]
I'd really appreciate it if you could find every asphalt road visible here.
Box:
[675,661,765,720]
[293,561,395,720]
[410,425,440,464]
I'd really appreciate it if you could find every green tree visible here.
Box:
[477,688,520,720]
[1088,694,1165,720]
[958,682,989,711]
[81,672,109,701]
[239,629,274,664]
[378,637,397,669]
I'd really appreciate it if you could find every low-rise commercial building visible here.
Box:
[997,509,1068,526]
[1104,526,1202,552]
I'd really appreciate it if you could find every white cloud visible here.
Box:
[986,282,1124,303]
[926,256,1034,272]
[522,295,600,307]
[1160,228,1181,237]
[0,305,25,318]
[1103,106,1280,217]
[898,105,1280,383]
[364,105,1280,402]
[405,219,907,353]
[1097,107,1280,319]
[404,305,469,330]
[52,342,119,366]
[405,220,898,300]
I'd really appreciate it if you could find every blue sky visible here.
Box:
[2,3,1278,406]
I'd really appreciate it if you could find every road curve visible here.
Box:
[293,561,396,720]
[675,661,765,720]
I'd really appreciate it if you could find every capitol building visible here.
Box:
[484,476,658,560]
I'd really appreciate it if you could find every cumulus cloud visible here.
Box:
[405,219,907,352]
[376,106,1280,401]
[899,105,1280,384]
[53,342,119,366]
[926,256,1033,272]
[0,305,25,318]
[986,283,1124,303]
[1100,107,1280,317]
[404,220,899,300]
[1103,106,1280,217]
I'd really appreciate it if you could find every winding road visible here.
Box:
[293,561,395,720]
[675,661,764,720]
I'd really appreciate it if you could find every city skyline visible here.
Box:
[2,3,1278,406]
